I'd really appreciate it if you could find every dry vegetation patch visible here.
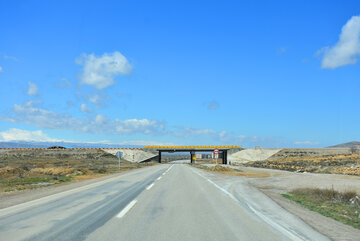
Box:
[192,164,243,176]
[283,188,360,229]
[246,154,360,175]
[30,167,75,176]
[192,164,271,178]
[0,149,154,193]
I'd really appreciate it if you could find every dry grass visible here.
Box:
[292,188,358,203]
[192,164,243,176]
[30,167,75,176]
[0,149,155,193]
[283,188,360,229]
[246,154,360,176]
[73,174,106,181]
[236,171,271,178]
[192,164,271,178]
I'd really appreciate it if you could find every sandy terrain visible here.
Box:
[243,166,360,194]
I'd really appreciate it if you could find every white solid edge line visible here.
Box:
[146,183,154,190]
[190,168,305,241]
[116,200,137,218]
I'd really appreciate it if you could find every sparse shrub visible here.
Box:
[58,176,72,182]
[292,188,358,205]
[209,165,242,172]
[35,163,46,168]
[0,167,23,175]
[77,168,92,175]
[30,167,74,176]
[350,146,358,154]
[97,167,107,173]
[20,165,30,171]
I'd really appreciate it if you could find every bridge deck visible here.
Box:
[144,145,241,151]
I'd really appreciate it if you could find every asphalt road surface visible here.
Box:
[0,164,330,241]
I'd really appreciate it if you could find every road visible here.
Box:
[0,164,330,241]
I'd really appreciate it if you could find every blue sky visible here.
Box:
[0,0,360,147]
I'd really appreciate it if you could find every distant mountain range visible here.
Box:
[0,141,143,149]
[328,141,360,148]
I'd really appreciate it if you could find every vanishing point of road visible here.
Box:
[0,164,329,241]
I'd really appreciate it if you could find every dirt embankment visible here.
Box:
[229,148,282,163]
[245,154,360,176]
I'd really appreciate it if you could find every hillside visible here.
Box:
[328,141,360,148]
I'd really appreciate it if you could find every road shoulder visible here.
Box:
[194,164,360,241]
[0,165,156,209]
[262,190,360,241]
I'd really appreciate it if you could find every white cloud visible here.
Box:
[277,47,287,55]
[75,93,109,108]
[95,114,107,125]
[76,51,132,89]
[3,54,18,61]
[1,102,286,147]
[80,104,92,113]
[116,119,163,134]
[173,127,248,144]
[88,94,102,104]
[294,141,319,145]
[27,82,39,96]
[0,128,60,142]
[0,66,3,73]
[56,78,72,88]
[320,15,360,69]
[86,93,109,107]
[174,127,217,138]
[207,100,219,110]
[2,101,165,135]
[217,130,246,143]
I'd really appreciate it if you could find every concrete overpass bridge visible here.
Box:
[0,145,242,164]
[144,145,242,164]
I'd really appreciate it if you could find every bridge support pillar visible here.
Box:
[190,151,195,164]
[158,151,162,163]
[222,150,228,164]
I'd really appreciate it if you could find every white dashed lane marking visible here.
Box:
[116,200,137,218]
[146,183,154,190]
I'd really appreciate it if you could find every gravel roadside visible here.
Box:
[237,165,360,241]
[201,164,360,240]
